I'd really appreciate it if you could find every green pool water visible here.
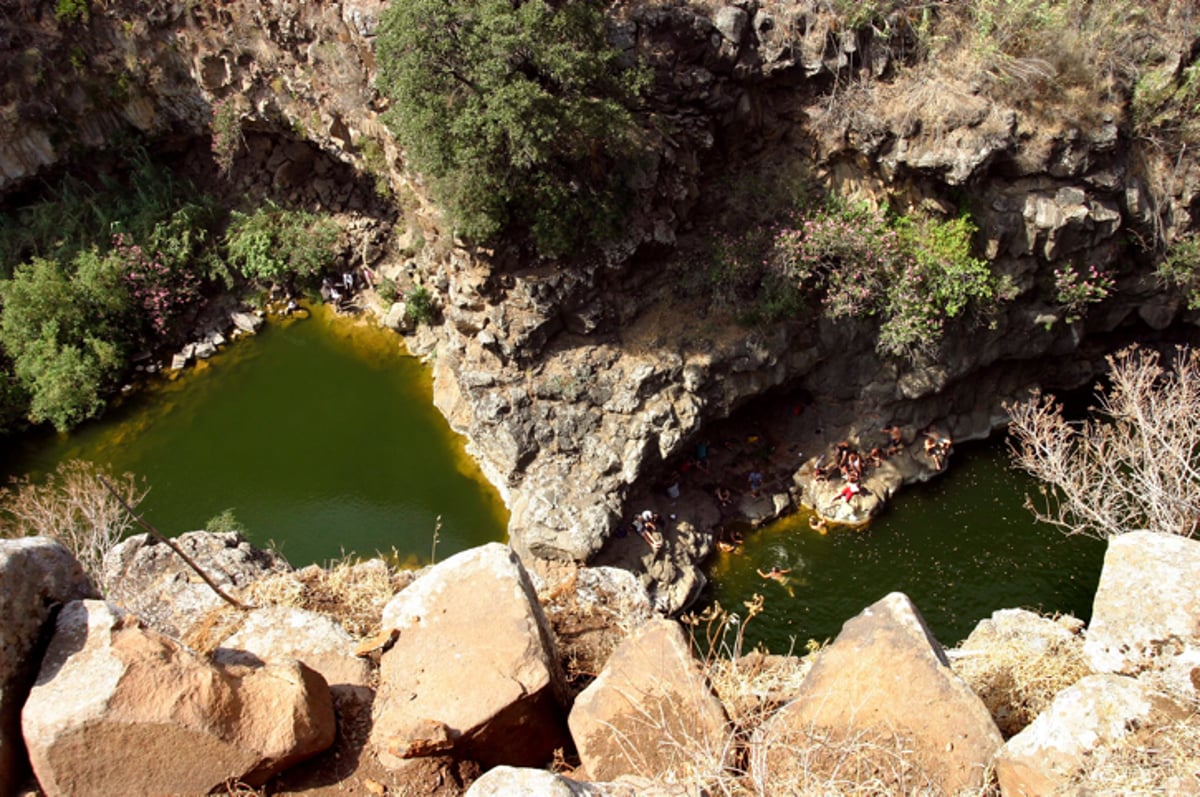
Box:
[702,441,1107,652]
[0,306,509,566]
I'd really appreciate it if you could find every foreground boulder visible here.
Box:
[1084,531,1200,698]
[102,531,291,638]
[22,600,335,796]
[214,605,373,695]
[568,618,730,782]
[0,538,96,794]
[370,543,569,769]
[994,673,1187,796]
[754,592,1002,793]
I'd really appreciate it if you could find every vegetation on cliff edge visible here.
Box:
[375,0,647,258]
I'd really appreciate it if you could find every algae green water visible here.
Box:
[703,441,1107,651]
[0,306,509,566]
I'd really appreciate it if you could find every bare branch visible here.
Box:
[98,476,253,611]
[1006,346,1200,540]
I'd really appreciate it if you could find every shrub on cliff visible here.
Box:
[0,459,146,590]
[224,201,341,283]
[769,204,1005,358]
[375,0,647,258]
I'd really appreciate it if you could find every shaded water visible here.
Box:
[1,306,509,566]
[702,441,1107,652]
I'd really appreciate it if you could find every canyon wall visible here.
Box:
[2,0,1199,606]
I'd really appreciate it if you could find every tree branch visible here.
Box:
[99,476,253,611]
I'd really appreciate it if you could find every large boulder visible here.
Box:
[102,531,291,638]
[1084,531,1200,698]
[213,605,372,695]
[0,538,96,793]
[568,618,730,782]
[754,592,1003,793]
[21,600,335,796]
[370,543,569,769]
[994,673,1187,796]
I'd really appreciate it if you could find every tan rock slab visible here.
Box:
[1085,531,1200,699]
[21,600,334,796]
[214,605,372,691]
[568,618,730,782]
[370,543,568,769]
[994,673,1187,796]
[755,592,1003,793]
[0,538,96,794]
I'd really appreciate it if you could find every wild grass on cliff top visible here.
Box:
[814,0,1195,137]
[948,613,1090,738]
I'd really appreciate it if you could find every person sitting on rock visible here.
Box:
[867,447,884,467]
[714,486,732,506]
[715,525,736,552]
[838,481,861,502]
[748,471,764,497]
[836,441,851,469]
[882,424,904,456]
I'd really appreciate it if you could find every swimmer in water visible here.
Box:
[757,565,791,582]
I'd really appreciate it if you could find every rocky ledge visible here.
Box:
[1,529,1198,795]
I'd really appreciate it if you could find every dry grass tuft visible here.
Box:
[243,554,416,639]
[538,562,646,699]
[1069,704,1200,794]
[949,613,1089,738]
[749,724,941,797]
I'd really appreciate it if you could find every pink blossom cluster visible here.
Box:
[113,232,200,336]
[771,206,906,319]
[1053,264,1115,322]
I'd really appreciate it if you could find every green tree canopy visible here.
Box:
[375,0,646,257]
[0,251,132,430]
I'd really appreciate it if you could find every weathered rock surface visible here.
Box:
[754,592,1002,793]
[21,600,335,796]
[952,608,1086,736]
[994,673,1187,796]
[214,605,372,693]
[0,538,97,794]
[371,543,569,769]
[568,618,730,782]
[1084,531,1200,698]
[102,531,291,639]
[465,766,694,797]
[231,311,265,334]
[466,766,601,797]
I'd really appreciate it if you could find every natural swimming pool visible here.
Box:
[702,440,1107,651]
[0,305,510,567]
[3,308,1106,650]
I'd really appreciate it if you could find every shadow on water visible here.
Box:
[701,439,1106,652]
[0,305,509,566]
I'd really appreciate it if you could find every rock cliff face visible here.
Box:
[3,0,1199,601]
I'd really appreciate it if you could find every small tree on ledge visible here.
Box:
[1006,345,1200,541]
